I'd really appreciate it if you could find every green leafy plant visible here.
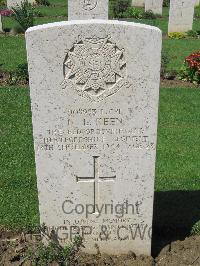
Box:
[179,51,200,84]
[11,24,24,34]
[195,5,200,18]
[26,228,83,266]
[12,0,35,32]
[35,0,50,7]
[0,0,6,6]
[163,0,170,7]
[191,221,200,235]
[168,32,186,39]
[124,7,143,19]
[187,30,199,38]
[7,63,29,85]
[112,0,131,18]
[161,50,170,77]
[143,10,157,19]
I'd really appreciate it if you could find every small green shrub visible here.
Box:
[187,30,198,38]
[27,236,83,265]
[161,50,170,77]
[7,63,29,85]
[143,10,157,19]
[168,32,186,39]
[112,0,131,18]
[0,0,6,6]
[16,63,29,80]
[11,24,24,34]
[12,0,35,32]
[195,6,200,19]
[124,7,143,19]
[35,0,50,7]
[191,221,200,235]
[179,51,200,84]
[163,0,170,7]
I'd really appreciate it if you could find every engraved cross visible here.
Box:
[76,156,116,214]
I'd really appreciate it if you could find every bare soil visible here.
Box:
[160,78,199,88]
[0,229,199,266]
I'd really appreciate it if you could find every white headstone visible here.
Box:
[145,0,163,15]
[26,20,161,255]
[7,0,35,9]
[0,15,2,32]
[68,0,108,20]
[132,0,145,7]
[168,0,195,33]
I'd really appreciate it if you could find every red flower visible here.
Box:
[0,9,13,16]
[185,51,200,74]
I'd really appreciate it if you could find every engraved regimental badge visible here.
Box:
[82,0,97,10]
[62,36,128,102]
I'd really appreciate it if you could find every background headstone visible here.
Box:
[145,0,163,15]
[68,0,108,20]
[7,0,35,9]
[26,20,161,255]
[195,0,200,5]
[132,0,145,7]
[168,0,195,33]
[0,15,2,32]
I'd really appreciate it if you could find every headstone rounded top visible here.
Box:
[68,0,107,20]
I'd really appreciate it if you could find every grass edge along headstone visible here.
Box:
[168,0,195,33]
[68,0,108,20]
[26,20,162,255]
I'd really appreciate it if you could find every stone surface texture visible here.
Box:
[145,0,163,15]
[26,20,161,256]
[132,0,145,7]
[7,0,35,8]
[68,0,108,20]
[168,0,195,33]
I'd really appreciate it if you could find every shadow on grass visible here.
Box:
[152,190,200,257]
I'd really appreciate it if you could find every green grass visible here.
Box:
[0,36,26,72]
[156,88,200,191]
[1,5,199,74]
[0,87,39,229]
[35,6,67,17]
[163,39,200,72]
[0,87,199,230]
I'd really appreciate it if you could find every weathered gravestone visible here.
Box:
[132,0,145,7]
[145,0,163,15]
[7,0,35,9]
[68,0,108,20]
[0,15,2,32]
[168,0,195,33]
[26,19,161,255]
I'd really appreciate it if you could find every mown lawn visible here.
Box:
[0,87,200,230]
[1,4,200,74]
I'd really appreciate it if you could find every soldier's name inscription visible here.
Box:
[38,107,155,152]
